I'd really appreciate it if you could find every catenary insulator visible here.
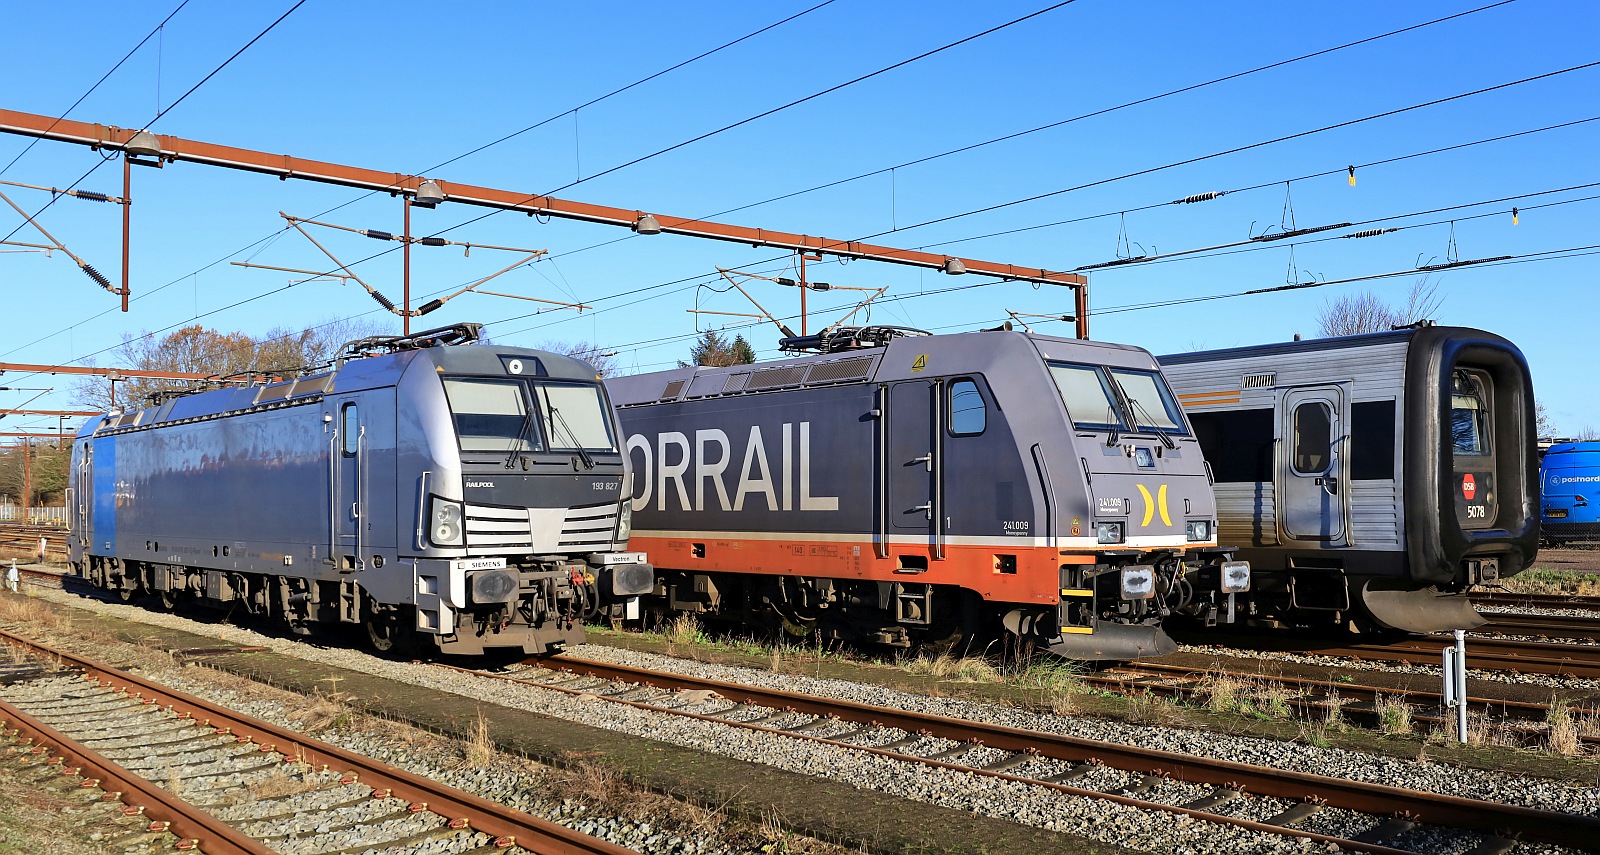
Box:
[1173,191,1224,205]
[369,289,397,311]
[416,299,445,315]
[73,190,114,203]
[1342,228,1394,239]
[80,263,114,291]
[417,237,447,247]
[362,230,394,241]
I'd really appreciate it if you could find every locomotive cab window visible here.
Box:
[1108,368,1188,435]
[1451,370,1492,456]
[443,378,542,452]
[1047,363,1127,431]
[948,379,986,436]
[340,404,360,456]
[532,382,618,452]
[1292,402,1332,474]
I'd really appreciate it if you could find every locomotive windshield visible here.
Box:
[445,378,542,451]
[1108,368,1186,433]
[1048,362,1188,435]
[1048,363,1127,431]
[533,383,618,452]
[443,377,617,453]
[1451,370,1491,456]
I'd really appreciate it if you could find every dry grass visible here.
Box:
[1123,689,1183,725]
[1499,567,1600,597]
[1547,701,1584,756]
[1373,694,1414,735]
[463,708,494,767]
[1198,673,1294,720]
[554,753,726,836]
[287,692,349,733]
[245,765,318,801]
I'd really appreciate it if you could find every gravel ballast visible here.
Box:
[15,582,1600,853]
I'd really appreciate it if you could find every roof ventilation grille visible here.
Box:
[1242,373,1276,389]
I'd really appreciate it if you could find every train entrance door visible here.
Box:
[1279,385,1349,543]
[334,399,365,569]
[886,381,940,549]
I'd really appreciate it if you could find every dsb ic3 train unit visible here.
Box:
[608,326,1249,660]
[1159,324,1538,634]
[66,324,652,656]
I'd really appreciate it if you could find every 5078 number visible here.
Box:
[1466,504,1487,519]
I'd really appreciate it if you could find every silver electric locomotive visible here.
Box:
[66,324,652,655]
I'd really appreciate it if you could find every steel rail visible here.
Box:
[1096,661,1591,740]
[506,656,1598,849]
[1475,591,1600,613]
[1309,635,1600,679]
[1480,611,1600,641]
[0,628,639,855]
[0,695,274,855]
[437,662,1419,855]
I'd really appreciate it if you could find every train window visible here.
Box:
[948,379,986,436]
[1451,370,1491,456]
[1188,409,1273,482]
[1047,363,1127,431]
[444,378,542,452]
[341,404,360,456]
[1351,401,1396,480]
[1108,369,1188,434]
[1292,402,1332,474]
[532,383,618,452]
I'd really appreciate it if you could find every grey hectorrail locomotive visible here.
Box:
[65,324,653,656]
[1159,325,1538,634]
[607,326,1250,660]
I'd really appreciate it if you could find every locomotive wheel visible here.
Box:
[363,605,419,658]
[154,589,177,611]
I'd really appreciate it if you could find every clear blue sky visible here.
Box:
[1,0,1596,436]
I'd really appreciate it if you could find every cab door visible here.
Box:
[1280,385,1349,543]
[333,399,364,569]
[886,381,940,545]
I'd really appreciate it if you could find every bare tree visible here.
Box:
[538,340,617,377]
[71,318,388,411]
[1316,279,1443,337]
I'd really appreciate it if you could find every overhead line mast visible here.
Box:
[0,108,1090,338]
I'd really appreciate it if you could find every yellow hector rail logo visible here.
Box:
[1136,484,1172,528]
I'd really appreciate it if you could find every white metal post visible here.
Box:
[1442,629,1468,743]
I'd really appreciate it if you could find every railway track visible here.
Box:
[1475,591,1600,614]
[0,628,639,855]
[443,655,1599,854]
[1480,611,1600,642]
[0,521,67,561]
[1091,661,1596,744]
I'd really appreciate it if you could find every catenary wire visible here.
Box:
[0,0,192,178]
[0,1,849,360]
[0,0,307,246]
[16,12,1588,379]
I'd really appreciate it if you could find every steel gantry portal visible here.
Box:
[0,107,1090,337]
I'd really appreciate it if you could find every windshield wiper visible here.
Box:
[504,407,535,469]
[1104,404,1121,447]
[1125,395,1177,449]
[548,405,595,470]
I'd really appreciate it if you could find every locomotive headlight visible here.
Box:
[615,500,632,543]
[1096,521,1124,544]
[1120,565,1155,600]
[1186,520,1212,542]
[1220,560,1252,593]
[430,498,465,547]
